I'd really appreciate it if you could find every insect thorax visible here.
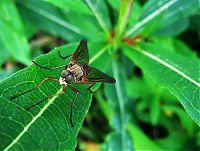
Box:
[68,64,83,80]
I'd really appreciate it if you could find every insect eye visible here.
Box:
[61,70,69,78]
[65,74,75,83]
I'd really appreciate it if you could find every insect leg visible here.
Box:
[32,61,66,70]
[10,77,58,100]
[58,51,73,60]
[67,85,79,127]
[26,85,66,111]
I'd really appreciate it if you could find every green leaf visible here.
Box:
[95,91,113,121]
[150,93,161,125]
[61,11,103,41]
[85,0,111,36]
[127,123,162,150]
[0,0,31,65]
[106,0,119,10]
[0,41,109,150]
[162,105,197,135]
[103,59,133,150]
[123,43,200,126]
[16,0,82,41]
[116,0,133,40]
[45,0,92,15]
[189,14,200,32]
[103,131,133,150]
[0,41,9,66]
[44,0,103,41]
[126,0,199,37]
[128,1,142,26]
[153,0,199,36]
[153,37,198,59]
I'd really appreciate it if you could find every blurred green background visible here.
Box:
[0,0,199,150]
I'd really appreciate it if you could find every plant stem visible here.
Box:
[115,0,133,44]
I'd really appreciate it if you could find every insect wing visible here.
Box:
[83,66,116,83]
[70,39,89,65]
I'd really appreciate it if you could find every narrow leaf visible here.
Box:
[104,60,133,150]
[85,0,111,35]
[127,123,162,150]
[116,0,133,39]
[125,0,177,37]
[45,0,92,15]
[0,0,31,65]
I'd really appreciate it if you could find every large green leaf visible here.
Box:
[16,0,82,41]
[0,41,110,150]
[43,0,103,41]
[123,43,200,126]
[151,0,199,36]
[125,0,199,37]
[0,0,31,65]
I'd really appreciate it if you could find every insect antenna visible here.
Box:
[32,61,66,70]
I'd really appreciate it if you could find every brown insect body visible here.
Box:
[68,63,84,81]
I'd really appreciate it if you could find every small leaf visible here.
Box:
[127,123,162,150]
[123,43,200,126]
[95,91,113,121]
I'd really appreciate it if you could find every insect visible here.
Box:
[10,39,116,127]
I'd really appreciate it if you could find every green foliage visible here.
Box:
[0,0,31,65]
[0,0,199,150]
[124,42,200,125]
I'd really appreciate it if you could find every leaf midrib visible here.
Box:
[140,50,200,87]
[4,88,61,151]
